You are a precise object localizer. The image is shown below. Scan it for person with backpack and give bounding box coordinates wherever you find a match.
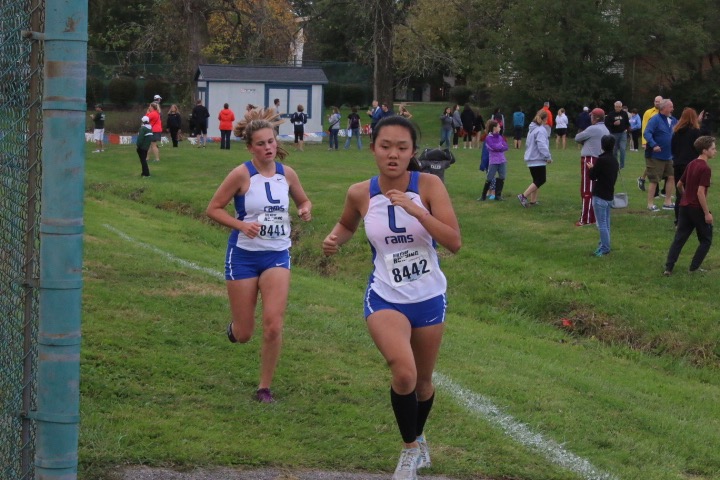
[290,104,308,151]
[344,106,362,150]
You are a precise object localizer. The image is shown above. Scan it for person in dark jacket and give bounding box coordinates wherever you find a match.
[671,107,703,224]
[586,135,619,257]
[191,99,211,147]
[136,116,154,177]
[460,103,476,149]
[166,104,182,147]
[471,111,486,149]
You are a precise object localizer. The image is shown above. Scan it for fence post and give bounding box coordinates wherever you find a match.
[30,0,87,477]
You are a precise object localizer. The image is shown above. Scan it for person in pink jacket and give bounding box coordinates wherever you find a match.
[218,103,236,150]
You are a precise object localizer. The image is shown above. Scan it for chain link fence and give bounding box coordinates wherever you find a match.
[0,0,44,477]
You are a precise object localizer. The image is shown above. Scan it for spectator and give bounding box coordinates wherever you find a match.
[191,99,210,148]
[491,107,505,135]
[344,106,362,150]
[439,106,453,148]
[290,104,308,152]
[637,95,663,191]
[327,106,341,151]
[671,108,703,224]
[471,110,486,149]
[518,110,552,207]
[460,103,476,149]
[604,101,630,169]
[368,100,382,133]
[629,108,642,151]
[513,107,525,149]
[555,108,569,150]
[218,103,236,150]
[451,104,462,149]
[644,99,678,211]
[136,115,153,178]
[664,136,715,275]
[542,101,554,135]
[481,119,509,201]
[166,104,182,148]
[575,108,610,226]
[586,135,619,257]
[381,102,394,118]
[398,104,413,119]
[90,104,105,153]
[146,102,162,161]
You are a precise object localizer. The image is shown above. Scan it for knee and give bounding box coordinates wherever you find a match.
[262,318,284,343]
[231,324,253,343]
[388,360,417,392]
[415,379,434,399]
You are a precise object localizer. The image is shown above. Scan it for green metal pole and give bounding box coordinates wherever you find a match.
[30,0,87,477]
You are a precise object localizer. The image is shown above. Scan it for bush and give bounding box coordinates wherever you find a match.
[86,77,105,107]
[450,85,473,106]
[107,77,137,108]
[144,79,171,104]
[324,83,372,108]
[324,83,343,107]
[343,85,371,107]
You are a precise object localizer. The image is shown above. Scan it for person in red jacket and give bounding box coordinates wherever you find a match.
[218,103,236,150]
[146,102,163,162]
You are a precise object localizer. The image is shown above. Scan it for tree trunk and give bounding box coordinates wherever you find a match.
[184,0,210,99]
[372,0,394,104]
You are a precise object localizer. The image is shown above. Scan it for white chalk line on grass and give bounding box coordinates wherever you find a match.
[102,224,224,281]
[104,224,616,480]
[433,372,618,480]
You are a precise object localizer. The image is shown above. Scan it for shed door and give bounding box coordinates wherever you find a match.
[268,86,311,135]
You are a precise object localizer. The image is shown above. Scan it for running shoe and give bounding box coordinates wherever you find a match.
[662,203,675,210]
[416,435,431,469]
[663,270,672,276]
[392,447,420,480]
[226,322,238,343]
[517,194,528,208]
[488,194,495,200]
[637,177,645,191]
[647,205,660,212]
[255,388,275,403]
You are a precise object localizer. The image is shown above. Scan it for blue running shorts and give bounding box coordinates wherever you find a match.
[225,246,291,280]
[364,287,446,328]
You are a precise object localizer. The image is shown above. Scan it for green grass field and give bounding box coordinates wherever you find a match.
[80,103,720,480]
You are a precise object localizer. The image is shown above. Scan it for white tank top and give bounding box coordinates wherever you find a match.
[364,172,447,303]
[228,161,291,251]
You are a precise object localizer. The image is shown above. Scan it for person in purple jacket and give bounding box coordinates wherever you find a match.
[480,120,509,201]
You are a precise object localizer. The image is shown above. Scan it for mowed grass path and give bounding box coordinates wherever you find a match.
[80,105,719,480]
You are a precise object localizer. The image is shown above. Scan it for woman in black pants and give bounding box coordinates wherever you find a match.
[166,104,182,147]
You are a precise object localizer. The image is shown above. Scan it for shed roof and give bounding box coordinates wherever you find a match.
[195,64,328,84]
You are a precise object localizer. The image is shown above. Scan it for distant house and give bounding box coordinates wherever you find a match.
[194,64,328,140]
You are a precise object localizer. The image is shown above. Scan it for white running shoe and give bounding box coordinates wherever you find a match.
[416,435,431,469]
[392,447,420,480]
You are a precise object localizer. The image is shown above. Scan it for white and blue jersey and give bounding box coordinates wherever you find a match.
[229,160,291,252]
[363,171,447,304]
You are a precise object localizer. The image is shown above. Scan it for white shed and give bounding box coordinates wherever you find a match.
[194,64,328,142]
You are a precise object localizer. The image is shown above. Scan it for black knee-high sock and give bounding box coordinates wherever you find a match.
[416,392,435,437]
[390,387,418,444]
